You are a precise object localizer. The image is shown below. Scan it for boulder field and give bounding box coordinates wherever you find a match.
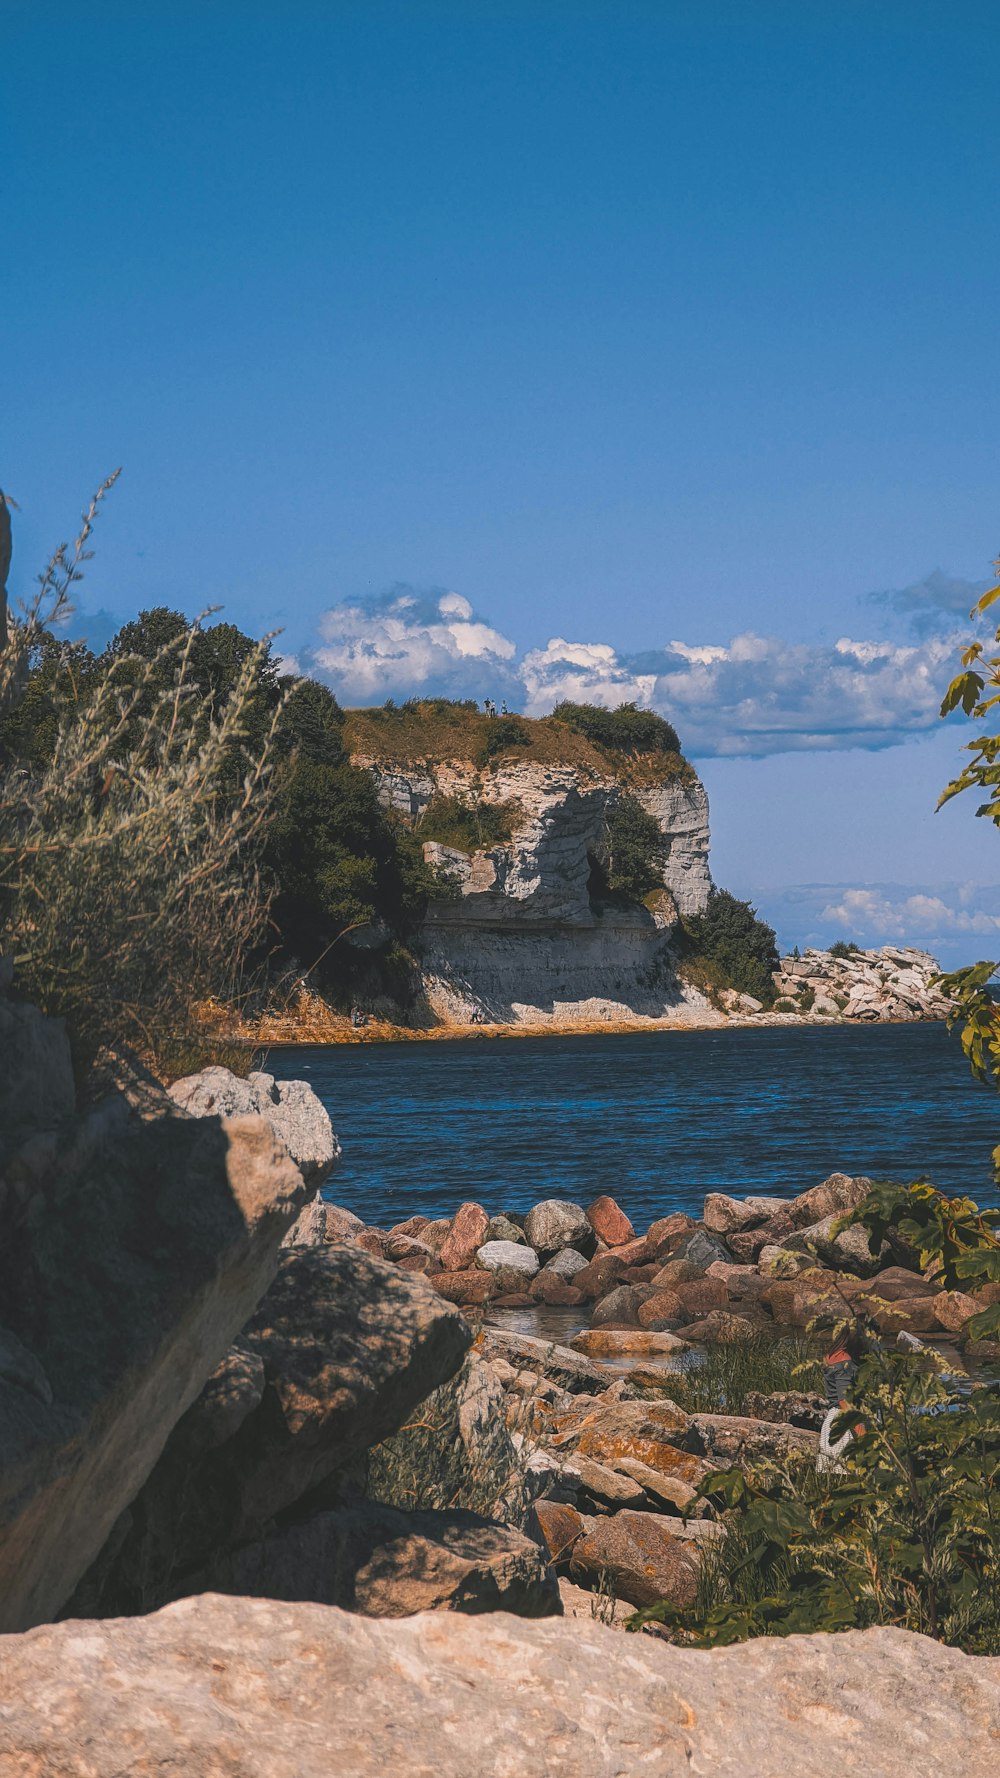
[342,1180,998,1356]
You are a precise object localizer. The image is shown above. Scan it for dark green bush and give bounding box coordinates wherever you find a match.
[476,713,530,765]
[416,793,521,852]
[551,700,680,757]
[592,793,669,901]
[682,889,779,1004]
[829,939,861,959]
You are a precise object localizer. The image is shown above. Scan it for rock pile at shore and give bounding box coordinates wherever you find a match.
[346,1179,998,1356]
[770,944,950,1021]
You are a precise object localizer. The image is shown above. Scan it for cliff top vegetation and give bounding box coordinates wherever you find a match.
[343,697,696,787]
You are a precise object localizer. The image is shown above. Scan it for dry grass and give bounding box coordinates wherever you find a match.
[344,701,694,789]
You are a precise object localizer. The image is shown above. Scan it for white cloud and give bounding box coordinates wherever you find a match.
[821,886,1000,939]
[306,586,517,704]
[521,630,956,757]
[303,590,963,757]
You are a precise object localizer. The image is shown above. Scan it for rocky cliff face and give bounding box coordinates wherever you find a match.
[354,749,713,1026]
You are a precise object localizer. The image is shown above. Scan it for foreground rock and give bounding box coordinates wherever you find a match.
[169,1064,340,1185]
[69,1247,472,1617]
[200,1502,560,1617]
[0,1013,311,1632]
[3,1595,998,1776]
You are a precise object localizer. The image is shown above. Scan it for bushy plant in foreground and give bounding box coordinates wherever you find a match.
[631,1344,1000,1653]
[0,479,277,1063]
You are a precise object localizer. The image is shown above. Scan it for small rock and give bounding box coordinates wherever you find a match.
[671,1226,733,1270]
[562,1456,647,1510]
[570,1329,688,1359]
[529,1273,585,1307]
[611,1457,698,1514]
[546,1247,590,1280]
[931,1290,979,1334]
[569,1508,701,1609]
[323,1204,366,1244]
[533,1499,586,1568]
[476,1241,540,1279]
[585,1196,636,1247]
[636,1289,684,1328]
[486,1215,527,1246]
[591,1284,644,1329]
[649,1258,705,1288]
[431,1271,494,1306]
[681,1310,760,1343]
[439,1203,490,1271]
[572,1253,628,1299]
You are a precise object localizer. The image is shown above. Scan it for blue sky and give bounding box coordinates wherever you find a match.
[4,1,999,962]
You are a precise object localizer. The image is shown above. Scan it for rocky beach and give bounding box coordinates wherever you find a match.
[3,983,998,1771]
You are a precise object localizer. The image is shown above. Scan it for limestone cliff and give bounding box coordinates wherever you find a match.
[345,706,713,1026]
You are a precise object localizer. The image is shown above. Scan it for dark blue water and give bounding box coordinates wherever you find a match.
[268,1025,1000,1228]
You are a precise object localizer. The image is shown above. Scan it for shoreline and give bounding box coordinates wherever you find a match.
[207,1005,949,1050]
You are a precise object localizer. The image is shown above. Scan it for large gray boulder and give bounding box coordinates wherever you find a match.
[169,1065,340,1186]
[198,1502,561,1618]
[2,1596,998,1776]
[523,1198,593,1257]
[0,1011,311,1632]
[67,1245,472,1617]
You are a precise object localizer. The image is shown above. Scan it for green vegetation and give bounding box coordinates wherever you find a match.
[551,699,680,758]
[588,792,669,903]
[345,696,693,786]
[0,489,450,1056]
[476,712,530,766]
[829,939,862,959]
[679,888,779,1005]
[933,559,1000,1168]
[416,792,522,853]
[642,1333,822,1416]
[0,484,279,1063]
[632,1342,1000,1653]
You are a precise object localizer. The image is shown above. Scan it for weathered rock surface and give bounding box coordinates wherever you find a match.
[772,945,951,1022]
[476,1238,540,1279]
[569,1507,702,1607]
[570,1328,687,1358]
[69,1246,471,1617]
[524,1197,593,1257]
[0,1004,311,1632]
[169,1065,339,1185]
[200,1502,560,1618]
[438,1200,489,1270]
[585,1194,636,1246]
[5,1595,997,1776]
[355,737,714,1026]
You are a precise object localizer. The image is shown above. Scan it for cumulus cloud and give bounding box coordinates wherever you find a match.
[521,630,955,757]
[821,886,1000,940]
[865,569,989,638]
[302,588,963,758]
[305,585,517,704]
